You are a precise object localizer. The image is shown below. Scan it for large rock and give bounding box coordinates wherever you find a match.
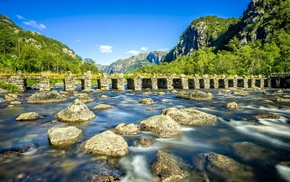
[139,115,181,138]
[56,99,95,123]
[153,151,190,182]
[81,130,128,157]
[48,126,82,146]
[194,152,254,181]
[27,90,67,103]
[75,93,93,103]
[226,102,239,110]
[177,90,212,100]
[16,112,43,121]
[93,104,114,110]
[114,123,141,135]
[162,107,217,126]
[139,98,156,105]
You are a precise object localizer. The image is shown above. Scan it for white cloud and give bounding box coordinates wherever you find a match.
[140,47,148,51]
[99,45,113,53]
[17,14,46,31]
[125,50,139,55]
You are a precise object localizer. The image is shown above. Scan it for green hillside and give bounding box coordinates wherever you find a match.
[0,15,99,74]
[137,0,290,76]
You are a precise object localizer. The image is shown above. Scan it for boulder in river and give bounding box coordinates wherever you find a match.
[93,104,114,110]
[139,98,156,105]
[56,99,95,123]
[139,115,181,138]
[75,93,93,103]
[162,107,217,126]
[27,90,67,103]
[48,126,82,146]
[138,136,155,147]
[81,130,128,157]
[114,123,141,135]
[152,151,190,182]
[226,102,239,110]
[16,112,43,121]
[177,90,212,100]
[193,152,254,181]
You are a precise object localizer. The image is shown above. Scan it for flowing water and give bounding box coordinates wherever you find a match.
[0,89,290,181]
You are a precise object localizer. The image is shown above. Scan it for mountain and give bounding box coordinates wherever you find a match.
[99,51,167,74]
[163,0,290,63]
[137,0,290,76]
[0,14,99,73]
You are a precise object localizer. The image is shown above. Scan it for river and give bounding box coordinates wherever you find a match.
[0,88,290,181]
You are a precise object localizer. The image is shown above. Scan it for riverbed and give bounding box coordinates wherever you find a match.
[0,88,290,181]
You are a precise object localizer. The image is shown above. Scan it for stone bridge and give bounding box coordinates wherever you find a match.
[0,71,289,92]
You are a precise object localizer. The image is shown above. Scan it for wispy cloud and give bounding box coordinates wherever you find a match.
[16,14,46,31]
[125,50,139,55]
[140,47,148,51]
[97,45,113,53]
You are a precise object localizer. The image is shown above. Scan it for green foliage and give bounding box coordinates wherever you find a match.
[26,79,40,87]
[0,81,21,92]
[0,15,100,74]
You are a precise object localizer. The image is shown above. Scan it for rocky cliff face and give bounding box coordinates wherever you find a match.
[100,51,167,74]
[169,16,239,61]
[165,0,289,63]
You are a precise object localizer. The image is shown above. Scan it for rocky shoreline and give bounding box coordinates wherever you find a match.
[0,88,290,181]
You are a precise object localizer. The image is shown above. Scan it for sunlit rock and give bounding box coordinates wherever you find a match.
[139,98,156,105]
[177,90,212,100]
[153,151,190,182]
[138,136,155,147]
[114,123,141,135]
[193,152,254,181]
[277,97,290,103]
[93,104,114,110]
[226,102,239,110]
[27,90,67,103]
[139,115,181,138]
[75,93,93,103]
[81,130,128,157]
[56,99,95,123]
[16,112,43,121]
[162,107,217,126]
[10,101,21,105]
[48,126,82,146]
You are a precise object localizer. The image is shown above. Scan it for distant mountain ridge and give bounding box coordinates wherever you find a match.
[98,51,167,74]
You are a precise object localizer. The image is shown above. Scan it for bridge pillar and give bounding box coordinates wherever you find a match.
[243,76,248,89]
[194,74,200,89]
[250,75,256,88]
[259,75,264,88]
[213,75,219,89]
[134,77,142,91]
[38,72,50,91]
[152,76,158,90]
[233,75,238,88]
[181,74,188,89]
[117,73,126,91]
[100,73,110,91]
[203,75,210,89]
[166,74,173,90]
[223,75,229,89]
[267,78,271,88]
[83,71,93,91]
[64,71,76,91]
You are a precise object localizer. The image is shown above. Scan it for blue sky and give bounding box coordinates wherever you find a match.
[0,0,250,65]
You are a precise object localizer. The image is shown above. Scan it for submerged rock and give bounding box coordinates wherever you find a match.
[162,107,217,126]
[138,136,155,147]
[254,113,281,119]
[226,102,239,110]
[0,143,37,161]
[233,90,249,96]
[56,99,95,123]
[139,98,156,105]
[93,104,114,110]
[177,90,212,100]
[139,115,181,138]
[194,152,254,181]
[16,112,43,121]
[81,130,128,157]
[48,126,82,146]
[152,151,190,182]
[231,142,276,162]
[67,159,125,182]
[27,90,67,103]
[114,123,141,135]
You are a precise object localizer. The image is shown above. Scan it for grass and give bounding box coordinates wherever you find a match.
[0,81,21,92]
